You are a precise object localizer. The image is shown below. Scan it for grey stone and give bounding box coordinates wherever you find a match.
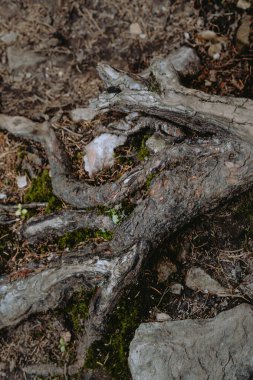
[169,47,200,77]
[145,134,168,154]
[236,15,251,50]
[185,266,231,296]
[129,304,253,380]
[239,272,253,299]
[7,46,46,71]
[169,282,183,295]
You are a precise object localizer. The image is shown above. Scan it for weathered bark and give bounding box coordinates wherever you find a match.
[0,54,253,376]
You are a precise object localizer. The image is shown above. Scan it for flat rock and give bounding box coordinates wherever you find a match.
[129,304,253,380]
[169,46,200,77]
[236,15,251,50]
[7,46,46,71]
[185,266,231,296]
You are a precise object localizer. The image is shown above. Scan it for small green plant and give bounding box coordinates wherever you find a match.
[59,337,68,353]
[15,203,28,219]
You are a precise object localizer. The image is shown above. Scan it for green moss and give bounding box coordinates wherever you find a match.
[85,298,139,379]
[136,135,150,161]
[24,170,62,214]
[58,228,113,249]
[147,72,162,95]
[62,289,96,334]
[145,173,156,189]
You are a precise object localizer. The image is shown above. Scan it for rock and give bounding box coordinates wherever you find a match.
[69,107,99,122]
[236,15,251,50]
[130,23,142,35]
[239,272,253,299]
[197,30,218,42]
[7,46,46,71]
[83,133,127,177]
[169,47,200,76]
[145,134,167,154]
[156,257,177,283]
[129,304,253,380]
[0,194,7,200]
[156,312,171,322]
[169,283,183,295]
[185,266,231,296]
[208,43,222,59]
[16,175,27,189]
[237,0,251,10]
[0,32,17,44]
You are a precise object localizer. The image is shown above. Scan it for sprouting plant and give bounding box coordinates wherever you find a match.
[59,337,67,353]
[15,204,28,219]
[106,204,126,225]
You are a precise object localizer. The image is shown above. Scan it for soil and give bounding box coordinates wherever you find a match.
[0,1,253,379]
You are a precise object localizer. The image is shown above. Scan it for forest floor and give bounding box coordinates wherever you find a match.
[0,0,253,379]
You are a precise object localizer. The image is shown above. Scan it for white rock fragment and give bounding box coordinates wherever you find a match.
[197,30,217,41]
[185,266,231,296]
[69,107,98,122]
[130,22,142,35]
[84,133,127,177]
[237,0,251,10]
[16,175,27,189]
[0,31,17,44]
[7,47,46,71]
[169,47,200,76]
[169,283,183,295]
[0,193,7,200]
[156,312,172,322]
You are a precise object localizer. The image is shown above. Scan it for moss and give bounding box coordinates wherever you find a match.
[58,228,113,249]
[85,297,140,379]
[63,289,96,334]
[145,173,156,189]
[24,169,62,214]
[136,135,150,161]
[147,72,162,95]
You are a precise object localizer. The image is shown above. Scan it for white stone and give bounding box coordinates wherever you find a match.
[237,0,251,9]
[16,175,27,189]
[156,312,171,322]
[130,23,142,35]
[83,133,127,176]
[0,31,17,44]
[69,107,98,122]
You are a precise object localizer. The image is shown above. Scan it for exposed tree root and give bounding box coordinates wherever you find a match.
[1,54,253,376]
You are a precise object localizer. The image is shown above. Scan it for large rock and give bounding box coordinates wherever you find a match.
[128,304,253,380]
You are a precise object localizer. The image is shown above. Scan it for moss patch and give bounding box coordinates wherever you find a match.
[24,169,62,214]
[63,289,95,334]
[57,228,113,249]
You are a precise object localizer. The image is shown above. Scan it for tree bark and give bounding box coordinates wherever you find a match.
[0,54,253,376]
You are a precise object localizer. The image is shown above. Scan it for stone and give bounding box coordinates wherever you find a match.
[169,47,200,77]
[236,15,251,50]
[130,23,142,35]
[69,107,98,122]
[7,46,46,71]
[156,312,171,322]
[129,304,253,380]
[185,266,231,296]
[145,134,167,154]
[16,175,27,189]
[169,282,183,295]
[237,0,251,10]
[0,32,17,44]
[156,257,177,283]
[83,133,127,177]
[197,30,217,41]
[239,272,253,299]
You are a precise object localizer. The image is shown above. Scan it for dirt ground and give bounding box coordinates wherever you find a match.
[0,0,253,379]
